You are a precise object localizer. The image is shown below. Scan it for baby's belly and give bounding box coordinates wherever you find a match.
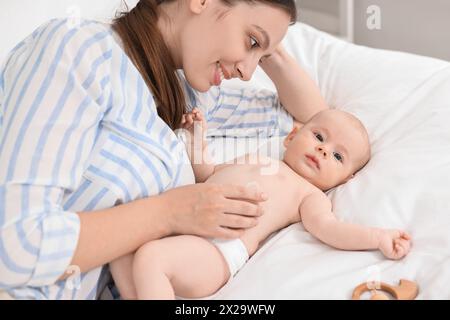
[206,163,302,255]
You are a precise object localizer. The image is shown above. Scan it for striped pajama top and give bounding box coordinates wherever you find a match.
[0,18,293,299]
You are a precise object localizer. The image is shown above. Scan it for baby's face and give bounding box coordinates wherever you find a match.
[283,110,370,191]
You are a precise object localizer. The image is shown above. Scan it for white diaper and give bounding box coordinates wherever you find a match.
[175,238,249,300]
[210,238,249,278]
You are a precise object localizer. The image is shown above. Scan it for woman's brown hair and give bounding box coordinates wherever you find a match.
[112,0,297,130]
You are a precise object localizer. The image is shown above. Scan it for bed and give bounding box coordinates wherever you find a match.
[1,1,449,300]
[207,22,450,300]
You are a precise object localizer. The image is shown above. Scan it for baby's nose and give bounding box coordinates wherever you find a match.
[316,146,328,158]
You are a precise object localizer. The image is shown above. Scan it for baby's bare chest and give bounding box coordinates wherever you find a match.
[206,159,313,226]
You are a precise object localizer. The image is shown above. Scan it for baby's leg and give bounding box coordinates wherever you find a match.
[133,235,230,299]
[109,253,138,299]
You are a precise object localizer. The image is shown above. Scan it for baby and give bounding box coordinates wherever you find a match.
[110,108,411,299]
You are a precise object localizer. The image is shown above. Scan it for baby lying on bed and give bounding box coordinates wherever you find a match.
[111,107,411,299]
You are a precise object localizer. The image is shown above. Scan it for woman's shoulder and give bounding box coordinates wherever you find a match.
[31,18,115,51]
[1,17,122,79]
[0,18,121,100]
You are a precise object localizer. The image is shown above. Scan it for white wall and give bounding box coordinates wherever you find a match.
[354,0,450,61]
[2,0,449,63]
[297,0,339,16]
[0,0,138,63]
[297,0,450,62]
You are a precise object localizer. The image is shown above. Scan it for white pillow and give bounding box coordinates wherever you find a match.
[216,23,450,299]
[274,24,450,228]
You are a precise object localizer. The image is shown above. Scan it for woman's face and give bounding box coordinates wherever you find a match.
[179,0,291,92]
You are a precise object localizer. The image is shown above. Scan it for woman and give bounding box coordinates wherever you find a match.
[0,0,324,299]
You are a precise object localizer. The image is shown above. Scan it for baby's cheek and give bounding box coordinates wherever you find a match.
[316,167,336,187]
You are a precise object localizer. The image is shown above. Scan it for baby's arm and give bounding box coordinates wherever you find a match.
[180,108,216,182]
[259,45,329,124]
[181,110,264,180]
[299,192,411,260]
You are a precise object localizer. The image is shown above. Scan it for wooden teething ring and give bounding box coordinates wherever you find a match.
[352,279,419,300]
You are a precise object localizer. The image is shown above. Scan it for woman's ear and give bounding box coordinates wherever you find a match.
[189,0,210,14]
[283,126,299,148]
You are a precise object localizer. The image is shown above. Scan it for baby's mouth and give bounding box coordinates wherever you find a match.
[305,154,320,170]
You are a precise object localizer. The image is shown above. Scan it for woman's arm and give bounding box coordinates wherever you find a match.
[62,182,268,280]
[62,195,170,280]
[0,21,267,289]
[0,20,117,288]
[191,46,326,139]
[259,45,329,123]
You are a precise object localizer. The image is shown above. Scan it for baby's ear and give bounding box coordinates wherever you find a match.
[283,126,299,147]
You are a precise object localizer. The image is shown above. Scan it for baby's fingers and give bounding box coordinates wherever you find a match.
[194,112,204,122]
[183,114,194,126]
[400,231,411,240]
[392,239,410,259]
[393,243,406,259]
[396,238,411,253]
[192,108,206,123]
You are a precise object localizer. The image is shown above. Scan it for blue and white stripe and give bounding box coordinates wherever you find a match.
[192,84,293,138]
[0,18,292,299]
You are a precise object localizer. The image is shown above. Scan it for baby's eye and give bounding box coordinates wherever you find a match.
[333,152,343,162]
[314,133,324,142]
[250,36,260,49]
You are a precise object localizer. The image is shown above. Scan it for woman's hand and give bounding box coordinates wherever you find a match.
[160,182,268,239]
[258,43,289,69]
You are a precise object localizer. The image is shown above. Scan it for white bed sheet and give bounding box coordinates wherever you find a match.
[207,23,450,299]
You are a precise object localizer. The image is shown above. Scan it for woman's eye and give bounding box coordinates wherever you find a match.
[314,133,324,142]
[333,152,343,162]
[250,37,260,49]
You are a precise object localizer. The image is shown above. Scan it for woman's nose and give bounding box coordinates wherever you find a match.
[236,56,260,81]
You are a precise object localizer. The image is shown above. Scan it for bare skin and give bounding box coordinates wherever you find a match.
[108,1,408,300]
[111,108,412,299]
[58,0,297,281]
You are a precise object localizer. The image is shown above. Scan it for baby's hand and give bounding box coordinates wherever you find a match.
[377,229,411,260]
[180,108,208,156]
[181,108,207,133]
